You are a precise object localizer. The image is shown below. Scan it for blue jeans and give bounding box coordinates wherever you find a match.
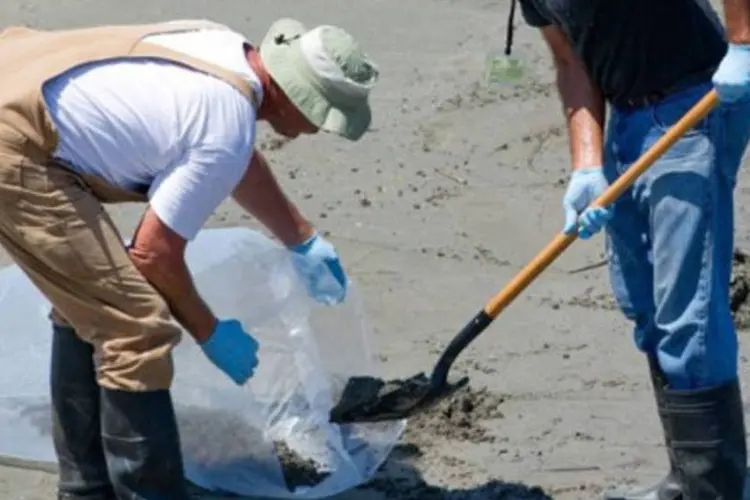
[604,81,750,390]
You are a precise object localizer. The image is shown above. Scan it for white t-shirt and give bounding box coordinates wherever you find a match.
[41,28,262,240]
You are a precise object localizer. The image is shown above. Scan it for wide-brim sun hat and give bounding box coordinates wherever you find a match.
[259,18,380,141]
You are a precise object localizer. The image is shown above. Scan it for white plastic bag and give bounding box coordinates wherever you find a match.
[0,227,405,498]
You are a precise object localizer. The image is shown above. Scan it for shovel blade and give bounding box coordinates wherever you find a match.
[329,372,470,424]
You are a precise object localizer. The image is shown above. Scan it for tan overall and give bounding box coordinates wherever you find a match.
[0,21,259,392]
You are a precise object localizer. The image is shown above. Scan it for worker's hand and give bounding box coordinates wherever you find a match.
[712,43,750,104]
[290,232,348,305]
[562,167,613,239]
[200,319,259,385]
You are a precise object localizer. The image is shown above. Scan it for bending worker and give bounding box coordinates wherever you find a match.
[517,0,750,498]
[0,18,379,499]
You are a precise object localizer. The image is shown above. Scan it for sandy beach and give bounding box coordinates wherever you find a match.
[2,0,750,499]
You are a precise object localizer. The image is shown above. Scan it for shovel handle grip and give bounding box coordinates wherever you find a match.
[483,89,720,319]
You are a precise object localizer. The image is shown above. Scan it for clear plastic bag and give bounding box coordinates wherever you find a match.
[0,226,405,498]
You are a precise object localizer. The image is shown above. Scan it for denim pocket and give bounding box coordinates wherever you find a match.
[650,88,712,138]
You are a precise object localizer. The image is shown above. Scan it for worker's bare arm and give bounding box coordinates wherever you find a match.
[539,25,606,171]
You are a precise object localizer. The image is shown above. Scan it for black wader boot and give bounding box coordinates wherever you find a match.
[606,356,748,500]
[100,386,190,499]
[665,377,747,499]
[604,356,681,500]
[50,324,114,500]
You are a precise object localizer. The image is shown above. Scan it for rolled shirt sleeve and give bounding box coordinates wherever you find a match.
[148,84,256,241]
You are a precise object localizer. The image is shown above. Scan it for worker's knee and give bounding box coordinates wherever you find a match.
[79,296,182,392]
[93,328,181,392]
[95,339,178,392]
[656,331,738,390]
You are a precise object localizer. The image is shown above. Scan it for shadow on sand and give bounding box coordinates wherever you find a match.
[347,442,555,500]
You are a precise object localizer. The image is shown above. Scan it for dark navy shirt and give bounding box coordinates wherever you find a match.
[518,0,728,105]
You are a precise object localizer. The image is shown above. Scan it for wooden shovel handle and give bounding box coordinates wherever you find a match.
[484,89,720,319]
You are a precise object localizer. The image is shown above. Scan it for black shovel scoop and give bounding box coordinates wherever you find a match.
[329,90,719,425]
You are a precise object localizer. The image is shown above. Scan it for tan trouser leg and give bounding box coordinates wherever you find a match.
[0,150,182,391]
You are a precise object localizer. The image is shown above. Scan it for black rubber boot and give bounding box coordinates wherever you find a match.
[50,324,115,500]
[100,387,190,499]
[665,377,747,500]
[604,356,681,500]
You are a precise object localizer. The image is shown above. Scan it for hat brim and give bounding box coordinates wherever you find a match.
[259,18,372,141]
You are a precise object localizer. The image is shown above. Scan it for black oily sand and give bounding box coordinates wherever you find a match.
[329,373,442,423]
[403,385,505,445]
[272,440,331,490]
[731,249,750,330]
[360,476,553,500]
[174,405,330,493]
[331,376,505,444]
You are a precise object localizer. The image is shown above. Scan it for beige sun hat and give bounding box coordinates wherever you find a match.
[259,18,380,141]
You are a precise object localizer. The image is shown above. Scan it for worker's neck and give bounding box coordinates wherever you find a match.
[245,44,276,120]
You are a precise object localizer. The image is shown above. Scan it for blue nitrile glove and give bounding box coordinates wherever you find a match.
[200,319,259,385]
[562,167,613,239]
[712,43,750,103]
[291,232,348,305]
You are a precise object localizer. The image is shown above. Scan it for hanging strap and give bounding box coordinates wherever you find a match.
[505,0,517,56]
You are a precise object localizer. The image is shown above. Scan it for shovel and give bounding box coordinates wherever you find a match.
[329,89,720,425]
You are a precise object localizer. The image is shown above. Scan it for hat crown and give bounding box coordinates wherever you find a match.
[318,26,379,88]
[259,18,377,140]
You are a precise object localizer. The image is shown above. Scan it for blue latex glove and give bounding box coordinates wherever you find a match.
[712,43,750,103]
[200,319,259,385]
[562,167,613,239]
[291,233,348,305]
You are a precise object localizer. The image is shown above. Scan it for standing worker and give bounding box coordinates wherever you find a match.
[517,0,750,498]
[0,18,379,499]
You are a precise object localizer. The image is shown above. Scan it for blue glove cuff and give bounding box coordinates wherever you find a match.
[200,319,259,386]
[291,233,318,254]
[728,43,750,54]
[201,319,235,349]
[571,166,603,176]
